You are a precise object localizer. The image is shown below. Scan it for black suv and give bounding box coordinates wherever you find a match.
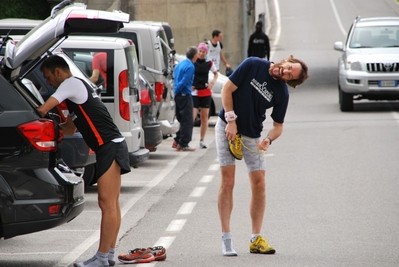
[0,0,129,239]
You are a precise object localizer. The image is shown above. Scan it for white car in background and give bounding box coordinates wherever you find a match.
[174,53,228,125]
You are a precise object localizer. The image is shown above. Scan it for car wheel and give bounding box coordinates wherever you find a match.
[339,86,354,111]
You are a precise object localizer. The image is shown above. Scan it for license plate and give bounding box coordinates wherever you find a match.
[378,80,397,87]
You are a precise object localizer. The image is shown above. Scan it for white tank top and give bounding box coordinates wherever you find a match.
[207,40,221,71]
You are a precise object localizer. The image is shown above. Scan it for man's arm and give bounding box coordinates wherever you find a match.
[175,66,194,94]
[247,35,254,57]
[220,50,231,69]
[90,69,100,84]
[60,115,77,136]
[209,71,218,89]
[221,79,238,140]
[265,35,271,60]
[257,121,283,151]
[37,96,60,117]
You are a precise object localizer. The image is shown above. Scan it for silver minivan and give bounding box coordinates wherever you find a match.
[83,22,179,139]
[59,36,150,168]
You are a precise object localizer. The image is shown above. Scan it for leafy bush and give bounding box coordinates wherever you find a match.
[0,0,51,20]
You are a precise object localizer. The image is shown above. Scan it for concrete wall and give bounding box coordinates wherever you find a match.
[75,0,254,74]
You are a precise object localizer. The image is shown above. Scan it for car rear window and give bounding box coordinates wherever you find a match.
[62,48,115,97]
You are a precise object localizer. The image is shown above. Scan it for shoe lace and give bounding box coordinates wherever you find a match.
[254,236,269,248]
[235,135,242,152]
[128,248,146,254]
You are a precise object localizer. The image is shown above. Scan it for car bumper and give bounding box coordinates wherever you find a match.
[143,123,163,151]
[1,170,85,239]
[129,148,150,167]
[339,70,399,95]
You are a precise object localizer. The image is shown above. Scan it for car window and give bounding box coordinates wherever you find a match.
[157,29,169,68]
[125,45,140,98]
[62,48,115,96]
[350,25,399,48]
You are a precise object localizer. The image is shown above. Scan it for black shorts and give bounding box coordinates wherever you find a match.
[95,140,131,178]
[193,95,212,108]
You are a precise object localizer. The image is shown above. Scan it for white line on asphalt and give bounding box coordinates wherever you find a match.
[200,174,214,183]
[154,236,175,249]
[166,219,187,232]
[189,186,207,197]
[329,0,347,36]
[269,0,281,60]
[177,202,197,215]
[208,164,219,171]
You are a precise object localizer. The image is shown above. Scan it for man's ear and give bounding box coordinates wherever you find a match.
[53,67,61,77]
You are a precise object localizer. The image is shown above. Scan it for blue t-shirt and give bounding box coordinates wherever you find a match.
[218,57,289,138]
[174,58,195,95]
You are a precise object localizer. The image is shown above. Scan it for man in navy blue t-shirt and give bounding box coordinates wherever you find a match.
[216,56,309,256]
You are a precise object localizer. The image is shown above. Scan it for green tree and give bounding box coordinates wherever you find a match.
[0,0,51,20]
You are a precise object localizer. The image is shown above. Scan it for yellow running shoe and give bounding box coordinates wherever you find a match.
[228,134,242,160]
[249,236,276,254]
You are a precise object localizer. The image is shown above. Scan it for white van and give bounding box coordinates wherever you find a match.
[84,22,179,139]
[59,36,149,167]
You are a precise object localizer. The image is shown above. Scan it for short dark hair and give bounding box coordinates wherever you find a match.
[212,30,221,38]
[186,46,198,59]
[40,55,70,73]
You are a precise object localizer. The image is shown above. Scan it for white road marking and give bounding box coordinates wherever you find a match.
[177,202,197,215]
[189,186,207,197]
[166,219,187,232]
[200,174,214,183]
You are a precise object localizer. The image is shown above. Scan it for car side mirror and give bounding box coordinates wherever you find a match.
[334,41,344,51]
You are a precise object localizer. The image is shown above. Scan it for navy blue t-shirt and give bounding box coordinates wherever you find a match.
[218,57,289,138]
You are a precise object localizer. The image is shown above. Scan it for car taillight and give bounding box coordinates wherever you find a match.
[154,82,165,102]
[119,69,131,121]
[140,90,151,105]
[48,205,61,215]
[18,119,57,152]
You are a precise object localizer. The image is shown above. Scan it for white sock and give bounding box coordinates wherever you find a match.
[251,234,260,243]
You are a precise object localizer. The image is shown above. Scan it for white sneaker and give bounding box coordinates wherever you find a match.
[222,238,237,256]
[199,140,207,149]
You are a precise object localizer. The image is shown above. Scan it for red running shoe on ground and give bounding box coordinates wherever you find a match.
[172,140,177,149]
[149,246,167,261]
[118,248,155,264]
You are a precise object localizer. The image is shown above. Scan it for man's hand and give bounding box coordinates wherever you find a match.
[225,121,237,141]
[257,138,270,151]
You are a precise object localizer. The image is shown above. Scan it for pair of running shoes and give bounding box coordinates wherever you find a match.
[118,246,166,264]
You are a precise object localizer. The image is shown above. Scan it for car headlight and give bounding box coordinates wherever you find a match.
[347,61,362,71]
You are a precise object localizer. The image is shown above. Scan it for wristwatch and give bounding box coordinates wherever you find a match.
[267,137,272,145]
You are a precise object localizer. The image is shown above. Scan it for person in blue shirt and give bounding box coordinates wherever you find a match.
[172,46,198,151]
[216,55,309,256]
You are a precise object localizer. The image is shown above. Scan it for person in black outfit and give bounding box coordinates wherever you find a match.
[38,55,131,267]
[247,21,271,60]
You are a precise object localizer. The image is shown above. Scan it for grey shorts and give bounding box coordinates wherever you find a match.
[215,117,266,172]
